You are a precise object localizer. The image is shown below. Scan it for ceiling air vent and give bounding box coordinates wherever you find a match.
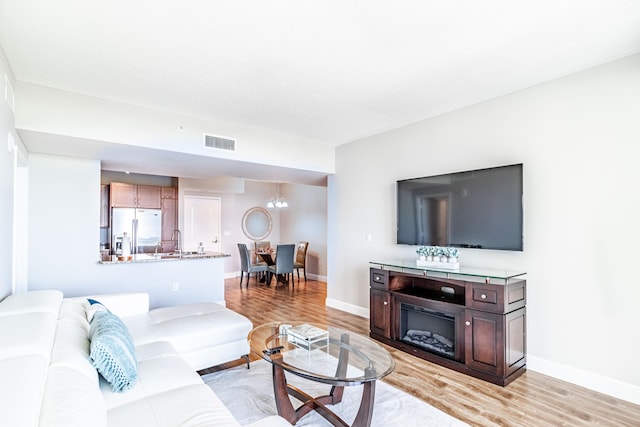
[204,134,236,151]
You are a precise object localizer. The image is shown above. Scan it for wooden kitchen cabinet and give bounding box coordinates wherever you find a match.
[110,182,136,207]
[110,182,161,208]
[161,186,178,252]
[161,186,177,199]
[136,185,161,208]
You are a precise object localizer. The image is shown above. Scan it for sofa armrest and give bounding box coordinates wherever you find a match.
[71,293,150,318]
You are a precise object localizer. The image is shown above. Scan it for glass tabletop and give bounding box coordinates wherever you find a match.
[248,321,395,386]
[370,260,526,282]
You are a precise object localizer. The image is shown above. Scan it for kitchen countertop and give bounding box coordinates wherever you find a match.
[99,251,230,264]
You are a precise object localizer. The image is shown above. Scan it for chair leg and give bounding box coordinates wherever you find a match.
[304,268,307,282]
[239,271,244,287]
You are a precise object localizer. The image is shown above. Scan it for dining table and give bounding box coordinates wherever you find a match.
[257,250,288,285]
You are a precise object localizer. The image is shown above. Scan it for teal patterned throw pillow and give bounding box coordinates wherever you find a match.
[89,310,138,392]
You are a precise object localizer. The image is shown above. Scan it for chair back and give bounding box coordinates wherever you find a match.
[295,242,309,265]
[254,241,270,252]
[237,243,250,271]
[254,241,271,263]
[274,244,295,273]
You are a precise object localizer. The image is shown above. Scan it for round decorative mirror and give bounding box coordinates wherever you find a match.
[241,207,273,241]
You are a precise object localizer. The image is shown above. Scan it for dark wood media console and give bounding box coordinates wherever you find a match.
[369,262,526,386]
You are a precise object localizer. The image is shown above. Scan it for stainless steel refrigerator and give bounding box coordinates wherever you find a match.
[111,208,162,255]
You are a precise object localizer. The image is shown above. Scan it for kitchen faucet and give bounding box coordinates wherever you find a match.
[171,229,182,254]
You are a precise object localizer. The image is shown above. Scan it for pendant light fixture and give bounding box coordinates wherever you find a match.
[267,183,288,208]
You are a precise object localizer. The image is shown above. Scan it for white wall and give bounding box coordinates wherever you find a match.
[178,180,282,276]
[280,183,327,279]
[27,154,227,308]
[24,152,328,304]
[15,83,334,175]
[328,54,640,403]
[189,179,328,279]
[0,46,18,299]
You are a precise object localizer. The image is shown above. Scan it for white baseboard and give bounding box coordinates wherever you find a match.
[306,273,327,282]
[326,298,369,319]
[527,355,640,405]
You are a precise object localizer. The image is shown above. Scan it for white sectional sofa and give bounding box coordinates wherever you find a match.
[0,290,290,427]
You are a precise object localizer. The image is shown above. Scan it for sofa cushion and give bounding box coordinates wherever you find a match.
[124,302,252,370]
[101,341,203,410]
[51,300,98,384]
[0,290,63,317]
[107,384,241,427]
[76,292,150,318]
[89,311,138,392]
[0,291,61,363]
[40,365,108,427]
[0,355,49,427]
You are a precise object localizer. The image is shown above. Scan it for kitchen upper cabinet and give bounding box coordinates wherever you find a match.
[136,185,161,208]
[110,182,135,207]
[161,186,177,199]
[110,182,161,209]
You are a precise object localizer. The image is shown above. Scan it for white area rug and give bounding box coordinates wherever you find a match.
[202,359,469,426]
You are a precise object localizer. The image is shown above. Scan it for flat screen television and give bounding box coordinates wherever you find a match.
[397,163,523,251]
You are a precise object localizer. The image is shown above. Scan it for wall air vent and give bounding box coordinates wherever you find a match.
[204,134,236,151]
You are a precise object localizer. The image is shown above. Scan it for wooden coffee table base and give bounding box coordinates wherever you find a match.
[271,362,376,427]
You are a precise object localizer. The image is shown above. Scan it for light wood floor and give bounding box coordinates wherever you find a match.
[200,277,640,426]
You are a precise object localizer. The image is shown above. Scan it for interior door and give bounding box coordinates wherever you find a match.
[183,196,221,253]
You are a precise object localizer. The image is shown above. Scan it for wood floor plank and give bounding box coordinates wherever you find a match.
[199,277,640,427]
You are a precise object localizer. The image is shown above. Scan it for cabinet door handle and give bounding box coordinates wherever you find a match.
[383,301,388,305]
[481,294,487,299]
[465,321,471,326]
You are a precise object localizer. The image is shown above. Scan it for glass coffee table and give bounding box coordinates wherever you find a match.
[248,321,395,427]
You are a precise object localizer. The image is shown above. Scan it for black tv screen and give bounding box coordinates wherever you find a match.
[397,163,523,251]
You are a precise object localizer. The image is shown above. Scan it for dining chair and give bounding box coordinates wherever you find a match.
[267,244,295,287]
[293,241,309,283]
[237,243,268,288]
[254,241,271,263]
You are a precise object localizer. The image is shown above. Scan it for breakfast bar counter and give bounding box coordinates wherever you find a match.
[99,251,229,264]
[86,252,231,309]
